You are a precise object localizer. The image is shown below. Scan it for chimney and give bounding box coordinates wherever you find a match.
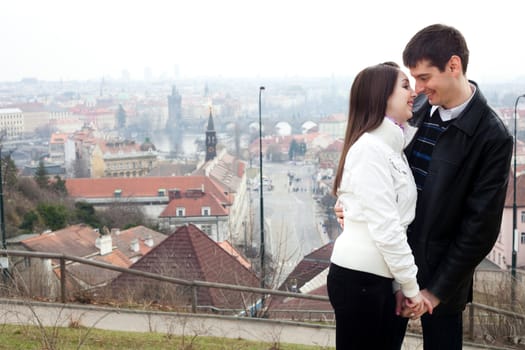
[97,235,112,256]
[130,238,140,252]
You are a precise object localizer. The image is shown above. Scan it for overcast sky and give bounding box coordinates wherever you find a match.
[1,0,524,83]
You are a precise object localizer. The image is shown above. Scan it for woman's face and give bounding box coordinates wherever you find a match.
[386,71,417,124]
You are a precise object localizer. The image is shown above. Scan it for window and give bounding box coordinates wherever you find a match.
[158,189,166,197]
[176,207,185,217]
[201,207,211,216]
[521,211,525,223]
[201,224,212,236]
[114,189,122,198]
[521,232,525,244]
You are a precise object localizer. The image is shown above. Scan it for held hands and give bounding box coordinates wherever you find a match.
[395,289,437,319]
[405,293,432,319]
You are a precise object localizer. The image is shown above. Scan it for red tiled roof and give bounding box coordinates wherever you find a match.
[97,139,142,154]
[109,224,260,310]
[218,241,251,269]
[194,151,245,193]
[24,224,168,290]
[146,161,197,177]
[66,176,229,203]
[267,241,334,321]
[98,248,132,267]
[278,242,333,292]
[111,226,167,260]
[63,250,131,287]
[22,224,99,257]
[72,128,96,143]
[50,133,68,144]
[160,192,228,217]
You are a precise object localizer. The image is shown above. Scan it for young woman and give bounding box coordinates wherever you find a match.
[327,62,432,349]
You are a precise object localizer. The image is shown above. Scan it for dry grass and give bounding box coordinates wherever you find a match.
[0,323,332,350]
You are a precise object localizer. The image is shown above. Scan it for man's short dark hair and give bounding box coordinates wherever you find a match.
[403,24,469,74]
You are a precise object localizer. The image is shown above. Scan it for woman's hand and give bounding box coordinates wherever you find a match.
[403,292,434,319]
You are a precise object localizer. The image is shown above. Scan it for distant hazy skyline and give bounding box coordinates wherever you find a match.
[1,0,524,83]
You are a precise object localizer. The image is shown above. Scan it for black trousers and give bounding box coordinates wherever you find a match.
[327,263,397,349]
[392,309,463,350]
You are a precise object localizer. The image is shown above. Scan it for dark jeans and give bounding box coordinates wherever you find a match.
[392,310,463,350]
[327,263,397,349]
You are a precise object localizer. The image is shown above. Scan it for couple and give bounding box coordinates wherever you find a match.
[327,24,513,349]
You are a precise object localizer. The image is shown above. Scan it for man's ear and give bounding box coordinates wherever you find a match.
[448,55,462,76]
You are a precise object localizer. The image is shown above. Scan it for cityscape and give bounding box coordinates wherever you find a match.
[1,1,525,347]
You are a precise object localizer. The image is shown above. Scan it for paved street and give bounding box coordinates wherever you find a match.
[251,161,329,286]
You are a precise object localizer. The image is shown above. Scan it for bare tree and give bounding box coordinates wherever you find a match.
[98,201,147,230]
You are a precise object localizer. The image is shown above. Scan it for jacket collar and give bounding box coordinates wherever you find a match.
[369,118,406,152]
[450,81,488,136]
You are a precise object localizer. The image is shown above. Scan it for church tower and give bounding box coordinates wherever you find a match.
[167,85,183,154]
[167,85,182,128]
[205,107,217,161]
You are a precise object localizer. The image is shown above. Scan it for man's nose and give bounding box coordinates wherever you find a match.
[415,82,425,95]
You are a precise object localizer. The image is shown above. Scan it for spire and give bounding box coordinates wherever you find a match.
[207,106,215,131]
[205,106,217,161]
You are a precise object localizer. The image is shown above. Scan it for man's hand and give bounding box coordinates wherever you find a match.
[398,289,437,319]
[334,201,344,229]
[420,289,440,309]
[406,293,434,318]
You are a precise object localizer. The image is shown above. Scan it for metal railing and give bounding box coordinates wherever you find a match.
[0,249,328,312]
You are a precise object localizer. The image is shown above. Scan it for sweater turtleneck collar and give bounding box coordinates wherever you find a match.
[368,117,406,152]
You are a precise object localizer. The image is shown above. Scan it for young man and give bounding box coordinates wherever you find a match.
[335,24,513,349]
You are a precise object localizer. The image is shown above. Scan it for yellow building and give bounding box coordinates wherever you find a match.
[90,139,158,178]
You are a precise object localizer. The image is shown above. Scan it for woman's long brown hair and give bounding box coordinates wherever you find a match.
[332,62,400,195]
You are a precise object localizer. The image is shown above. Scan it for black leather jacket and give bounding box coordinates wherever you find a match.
[405,82,513,314]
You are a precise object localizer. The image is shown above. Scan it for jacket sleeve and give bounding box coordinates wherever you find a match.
[346,142,419,297]
[427,132,513,303]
